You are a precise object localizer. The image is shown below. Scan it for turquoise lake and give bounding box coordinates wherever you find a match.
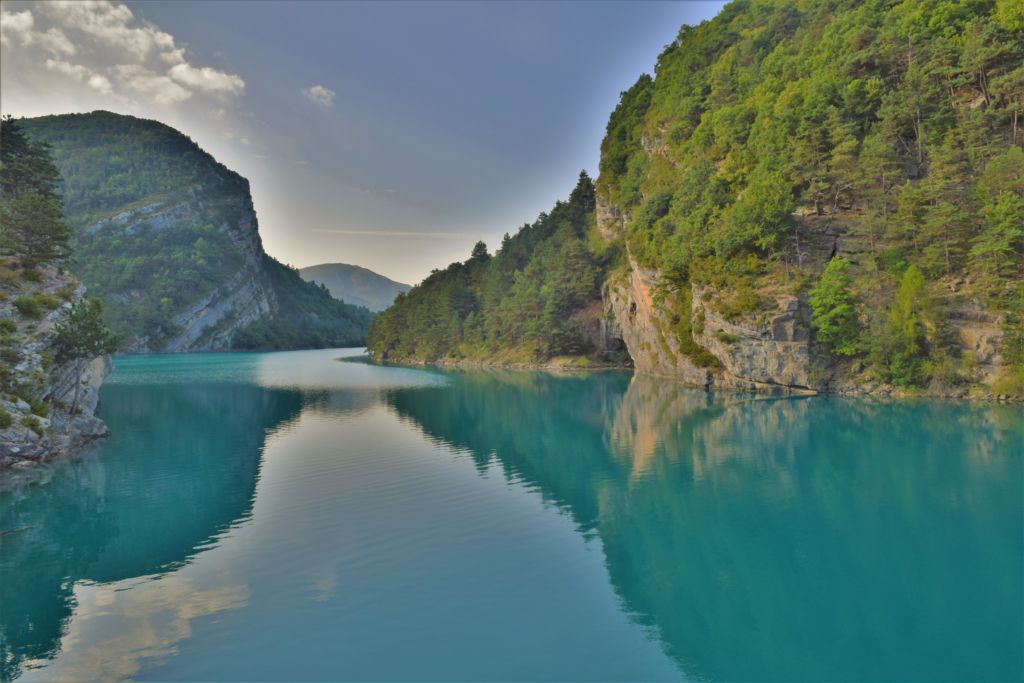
[1,348,1021,681]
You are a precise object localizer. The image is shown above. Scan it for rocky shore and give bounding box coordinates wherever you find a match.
[0,264,112,470]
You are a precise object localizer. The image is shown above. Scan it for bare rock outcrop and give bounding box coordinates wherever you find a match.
[0,265,112,469]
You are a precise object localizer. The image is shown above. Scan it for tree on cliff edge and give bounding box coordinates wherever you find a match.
[0,116,72,267]
[50,298,117,416]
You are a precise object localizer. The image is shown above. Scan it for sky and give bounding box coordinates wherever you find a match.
[0,0,726,285]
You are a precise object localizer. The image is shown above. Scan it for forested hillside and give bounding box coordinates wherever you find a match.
[372,0,1023,397]
[20,112,371,352]
[367,173,625,363]
[598,0,1023,393]
[300,263,410,312]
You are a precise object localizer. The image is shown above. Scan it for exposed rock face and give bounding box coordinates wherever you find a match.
[598,201,1016,397]
[947,303,1005,386]
[20,112,369,354]
[692,285,813,390]
[604,258,713,388]
[100,193,277,354]
[603,257,814,393]
[0,265,112,469]
[572,299,628,360]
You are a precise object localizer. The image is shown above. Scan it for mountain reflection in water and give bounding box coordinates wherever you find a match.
[1,351,1020,682]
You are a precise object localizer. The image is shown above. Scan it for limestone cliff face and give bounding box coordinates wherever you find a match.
[604,256,713,387]
[0,266,112,469]
[599,195,815,393]
[21,112,369,354]
[99,191,276,353]
[603,257,813,393]
[598,197,1013,397]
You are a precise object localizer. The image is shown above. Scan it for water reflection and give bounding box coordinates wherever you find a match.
[386,372,1024,681]
[0,349,439,680]
[0,381,303,679]
[1,355,1020,682]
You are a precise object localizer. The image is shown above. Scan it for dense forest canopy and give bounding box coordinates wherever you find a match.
[600,0,1022,276]
[597,0,1023,387]
[19,111,246,224]
[373,0,1022,393]
[368,172,618,362]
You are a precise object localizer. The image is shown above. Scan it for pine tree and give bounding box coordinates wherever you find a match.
[0,117,72,266]
[810,258,860,356]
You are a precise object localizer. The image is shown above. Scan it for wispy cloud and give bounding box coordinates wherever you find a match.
[312,229,466,239]
[301,84,335,107]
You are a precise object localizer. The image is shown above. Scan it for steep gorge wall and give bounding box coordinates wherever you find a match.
[101,191,277,353]
[21,112,369,354]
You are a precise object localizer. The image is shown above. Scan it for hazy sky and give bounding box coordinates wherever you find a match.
[1,0,725,284]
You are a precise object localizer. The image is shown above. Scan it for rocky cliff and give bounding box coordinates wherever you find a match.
[598,201,1014,398]
[0,264,111,469]
[590,0,1022,399]
[20,112,370,353]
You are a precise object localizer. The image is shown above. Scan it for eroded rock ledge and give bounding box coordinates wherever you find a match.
[0,265,112,470]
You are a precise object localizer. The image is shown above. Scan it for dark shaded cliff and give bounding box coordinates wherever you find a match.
[20,112,371,352]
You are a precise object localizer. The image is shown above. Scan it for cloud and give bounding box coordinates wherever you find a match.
[39,0,174,59]
[302,84,336,107]
[160,46,186,65]
[168,62,244,95]
[2,11,74,56]
[1,9,35,47]
[113,64,191,104]
[3,1,245,107]
[37,27,76,55]
[45,58,112,94]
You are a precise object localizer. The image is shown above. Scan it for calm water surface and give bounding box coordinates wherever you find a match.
[1,349,1021,681]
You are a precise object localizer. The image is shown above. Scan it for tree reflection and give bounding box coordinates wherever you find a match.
[386,372,1024,681]
[0,382,303,679]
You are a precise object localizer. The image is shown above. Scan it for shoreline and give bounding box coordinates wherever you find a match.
[371,354,1024,404]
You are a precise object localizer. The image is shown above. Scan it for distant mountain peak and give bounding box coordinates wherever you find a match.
[300,263,410,312]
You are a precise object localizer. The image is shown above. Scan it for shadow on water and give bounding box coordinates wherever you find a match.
[0,380,304,679]
[385,372,1024,682]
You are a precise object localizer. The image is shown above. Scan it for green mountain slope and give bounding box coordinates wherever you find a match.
[19,112,371,352]
[299,263,410,312]
[367,172,627,364]
[369,0,1023,397]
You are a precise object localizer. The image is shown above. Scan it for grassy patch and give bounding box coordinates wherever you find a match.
[990,366,1024,397]
[667,284,720,368]
[21,414,44,436]
[714,329,741,344]
[13,296,43,320]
